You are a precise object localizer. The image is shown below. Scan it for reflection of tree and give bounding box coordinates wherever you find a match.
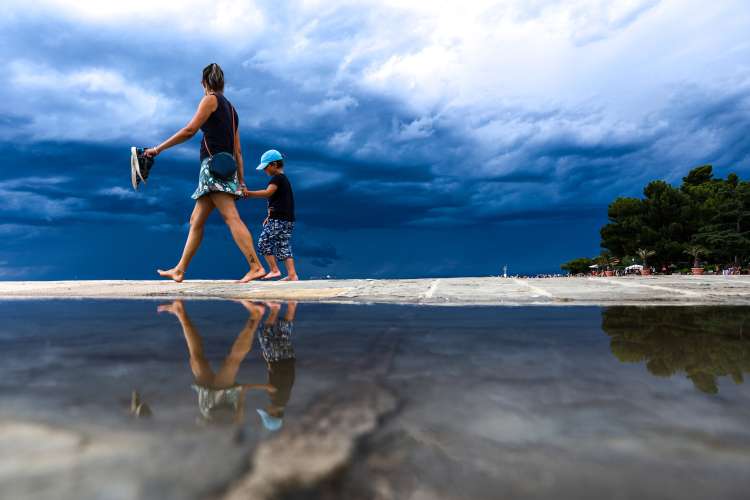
[601,307,750,394]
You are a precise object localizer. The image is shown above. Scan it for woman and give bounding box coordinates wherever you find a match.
[145,63,266,283]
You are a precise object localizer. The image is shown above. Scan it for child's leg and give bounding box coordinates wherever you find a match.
[281,258,298,281]
[277,222,298,281]
[258,221,282,279]
[284,301,298,321]
[262,255,281,279]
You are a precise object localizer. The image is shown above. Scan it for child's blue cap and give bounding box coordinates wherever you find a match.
[256,408,283,431]
[257,149,283,170]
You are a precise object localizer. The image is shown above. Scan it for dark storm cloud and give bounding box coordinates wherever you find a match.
[1,1,749,279]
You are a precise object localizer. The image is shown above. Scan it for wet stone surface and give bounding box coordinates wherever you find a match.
[1,301,750,499]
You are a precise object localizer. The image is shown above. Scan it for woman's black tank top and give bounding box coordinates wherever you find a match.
[199,93,239,161]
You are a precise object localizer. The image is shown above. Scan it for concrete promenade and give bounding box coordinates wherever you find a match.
[1,275,749,305]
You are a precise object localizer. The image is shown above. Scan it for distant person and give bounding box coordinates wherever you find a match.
[140,63,266,283]
[255,301,297,431]
[242,150,298,281]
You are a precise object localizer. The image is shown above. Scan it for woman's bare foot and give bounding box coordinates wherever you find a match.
[237,267,267,283]
[280,274,299,281]
[157,300,185,316]
[261,270,282,280]
[157,267,184,283]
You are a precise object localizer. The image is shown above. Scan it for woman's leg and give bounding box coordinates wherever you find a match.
[210,193,266,282]
[158,197,214,282]
[214,301,265,388]
[157,300,213,385]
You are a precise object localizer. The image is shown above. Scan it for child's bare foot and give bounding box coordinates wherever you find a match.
[266,301,281,312]
[281,274,299,281]
[157,268,184,283]
[157,300,185,315]
[261,270,282,280]
[237,268,267,283]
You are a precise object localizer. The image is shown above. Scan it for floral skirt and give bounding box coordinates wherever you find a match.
[191,157,241,200]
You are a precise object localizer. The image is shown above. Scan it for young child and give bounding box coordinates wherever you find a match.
[242,150,298,281]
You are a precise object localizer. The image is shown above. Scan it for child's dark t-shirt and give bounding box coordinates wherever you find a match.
[268,173,295,221]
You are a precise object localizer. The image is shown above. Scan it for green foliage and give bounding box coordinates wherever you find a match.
[561,257,595,275]
[682,164,713,186]
[636,248,655,266]
[599,165,750,268]
[602,307,750,394]
[684,245,709,267]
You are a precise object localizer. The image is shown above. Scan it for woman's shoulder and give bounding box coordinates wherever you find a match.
[201,93,220,111]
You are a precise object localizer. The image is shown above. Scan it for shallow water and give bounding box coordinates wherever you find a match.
[1,301,749,499]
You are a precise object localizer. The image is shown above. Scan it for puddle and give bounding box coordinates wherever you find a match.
[1,301,749,499]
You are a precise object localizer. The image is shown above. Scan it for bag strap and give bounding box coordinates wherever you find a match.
[202,94,236,159]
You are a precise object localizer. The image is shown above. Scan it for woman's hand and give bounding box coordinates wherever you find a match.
[144,147,160,158]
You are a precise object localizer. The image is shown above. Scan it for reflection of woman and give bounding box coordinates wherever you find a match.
[158,300,274,424]
[145,63,266,283]
[256,302,297,431]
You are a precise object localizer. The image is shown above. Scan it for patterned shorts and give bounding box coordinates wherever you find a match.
[258,219,294,260]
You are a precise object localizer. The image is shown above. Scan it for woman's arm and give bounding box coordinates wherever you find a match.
[145,95,217,157]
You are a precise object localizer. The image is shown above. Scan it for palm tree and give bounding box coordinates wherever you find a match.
[596,254,620,273]
[636,248,656,267]
[684,245,709,268]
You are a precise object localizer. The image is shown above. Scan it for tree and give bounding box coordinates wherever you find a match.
[561,257,595,275]
[597,165,750,269]
[684,245,709,268]
[600,197,644,258]
[639,180,693,265]
[682,164,714,187]
[691,178,750,265]
[636,248,655,267]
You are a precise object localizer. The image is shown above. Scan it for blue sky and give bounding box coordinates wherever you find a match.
[1,0,749,279]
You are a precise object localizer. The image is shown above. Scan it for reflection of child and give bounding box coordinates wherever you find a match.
[158,300,274,425]
[256,302,297,431]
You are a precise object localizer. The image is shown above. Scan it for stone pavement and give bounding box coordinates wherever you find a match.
[1,275,749,305]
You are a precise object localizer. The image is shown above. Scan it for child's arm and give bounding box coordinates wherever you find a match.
[242,184,277,199]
